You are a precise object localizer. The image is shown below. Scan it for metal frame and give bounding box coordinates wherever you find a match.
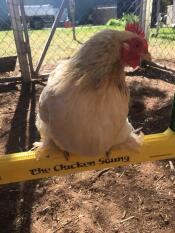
[7,0,155,78]
[69,0,76,41]
[0,74,49,84]
[35,0,68,74]
[7,0,68,80]
[19,0,34,78]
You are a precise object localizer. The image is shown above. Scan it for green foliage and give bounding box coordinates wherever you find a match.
[106,13,139,28]
[121,13,139,24]
[106,18,124,27]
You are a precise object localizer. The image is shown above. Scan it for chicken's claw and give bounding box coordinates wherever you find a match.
[63,151,70,160]
[105,151,111,159]
[32,141,71,161]
[32,141,63,160]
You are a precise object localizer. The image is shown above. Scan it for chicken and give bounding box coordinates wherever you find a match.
[34,23,148,159]
[141,51,152,62]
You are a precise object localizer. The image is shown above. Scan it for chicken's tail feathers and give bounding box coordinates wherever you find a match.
[29,141,43,152]
[111,116,144,152]
[112,131,144,151]
[123,131,144,151]
[32,114,53,152]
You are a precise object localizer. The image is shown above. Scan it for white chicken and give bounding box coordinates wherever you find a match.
[35,23,148,159]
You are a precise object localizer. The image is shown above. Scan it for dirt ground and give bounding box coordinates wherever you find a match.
[0,61,175,233]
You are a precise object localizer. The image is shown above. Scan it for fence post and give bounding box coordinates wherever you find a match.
[69,0,76,40]
[7,0,31,82]
[173,0,175,25]
[155,0,161,37]
[140,0,153,39]
[19,0,34,78]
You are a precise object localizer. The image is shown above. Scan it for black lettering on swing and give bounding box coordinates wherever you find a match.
[28,156,129,175]
[29,168,51,175]
[99,156,129,164]
[54,161,96,171]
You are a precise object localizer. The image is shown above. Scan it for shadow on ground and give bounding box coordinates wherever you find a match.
[0,82,39,233]
[127,66,175,84]
[128,79,173,134]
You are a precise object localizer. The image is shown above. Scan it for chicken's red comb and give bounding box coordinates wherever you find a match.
[125,23,145,38]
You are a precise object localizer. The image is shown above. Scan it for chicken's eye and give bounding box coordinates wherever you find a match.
[135,43,140,48]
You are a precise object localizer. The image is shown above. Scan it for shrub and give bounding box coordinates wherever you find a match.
[106,18,124,27]
[121,13,139,24]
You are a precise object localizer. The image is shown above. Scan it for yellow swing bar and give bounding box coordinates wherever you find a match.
[0,96,174,185]
[0,128,175,185]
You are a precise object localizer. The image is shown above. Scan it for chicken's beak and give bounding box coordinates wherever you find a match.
[140,51,152,68]
[141,51,152,62]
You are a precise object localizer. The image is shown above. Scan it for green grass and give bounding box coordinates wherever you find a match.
[28,25,124,66]
[0,25,123,68]
[150,27,175,38]
[0,30,16,57]
[149,27,175,61]
[0,25,174,70]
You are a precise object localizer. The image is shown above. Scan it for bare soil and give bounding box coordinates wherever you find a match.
[0,62,175,233]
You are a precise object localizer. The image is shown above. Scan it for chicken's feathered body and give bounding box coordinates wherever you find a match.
[36,29,144,158]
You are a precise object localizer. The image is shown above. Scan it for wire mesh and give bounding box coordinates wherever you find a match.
[149,0,175,65]
[22,0,139,72]
[0,0,175,75]
[0,1,16,58]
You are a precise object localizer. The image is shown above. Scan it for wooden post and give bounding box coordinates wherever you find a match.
[7,0,31,82]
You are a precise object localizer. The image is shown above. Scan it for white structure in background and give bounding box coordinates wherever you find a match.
[24,4,58,17]
[22,4,68,29]
[166,1,175,27]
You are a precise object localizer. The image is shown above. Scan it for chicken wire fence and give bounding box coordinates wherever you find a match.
[0,0,175,78]
[0,0,17,75]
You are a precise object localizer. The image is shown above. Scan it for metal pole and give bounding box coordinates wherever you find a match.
[19,0,35,78]
[140,0,153,40]
[7,0,31,82]
[139,0,146,29]
[69,0,76,40]
[173,0,175,25]
[147,0,153,39]
[155,0,161,36]
[35,0,67,74]
[156,0,161,20]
